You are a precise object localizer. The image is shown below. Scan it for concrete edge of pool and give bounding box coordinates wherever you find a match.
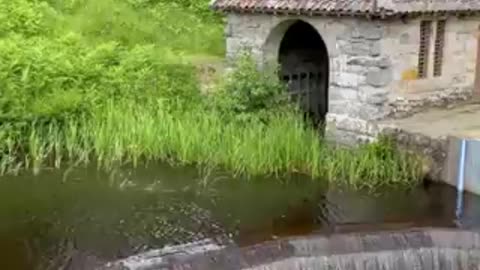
[102,228,480,270]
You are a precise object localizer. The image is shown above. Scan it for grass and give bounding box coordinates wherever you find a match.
[0,100,423,190]
[58,0,225,55]
[0,0,424,190]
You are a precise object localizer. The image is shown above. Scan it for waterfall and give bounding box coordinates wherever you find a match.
[105,229,480,270]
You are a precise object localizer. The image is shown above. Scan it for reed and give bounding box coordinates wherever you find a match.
[0,100,422,190]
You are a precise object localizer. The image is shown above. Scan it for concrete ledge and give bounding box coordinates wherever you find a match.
[325,113,385,145]
[443,136,480,195]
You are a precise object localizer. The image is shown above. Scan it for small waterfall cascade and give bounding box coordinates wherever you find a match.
[105,229,480,270]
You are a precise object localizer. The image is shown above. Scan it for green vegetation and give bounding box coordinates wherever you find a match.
[0,0,423,189]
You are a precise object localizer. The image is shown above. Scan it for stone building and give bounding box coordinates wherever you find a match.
[211,0,480,143]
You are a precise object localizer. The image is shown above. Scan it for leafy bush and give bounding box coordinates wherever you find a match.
[211,55,290,121]
[0,0,56,37]
[0,33,200,122]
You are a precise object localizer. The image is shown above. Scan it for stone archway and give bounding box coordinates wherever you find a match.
[264,20,330,124]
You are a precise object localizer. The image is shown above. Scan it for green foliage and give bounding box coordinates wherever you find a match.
[212,55,291,121]
[47,0,224,54]
[322,137,423,190]
[0,0,224,54]
[0,34,199,122]
[0,0,55,37]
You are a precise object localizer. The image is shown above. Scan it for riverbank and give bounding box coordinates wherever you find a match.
[0,0,422,189]
[0,98,423,189]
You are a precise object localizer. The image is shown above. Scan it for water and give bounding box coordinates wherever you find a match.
[1,164,480,269]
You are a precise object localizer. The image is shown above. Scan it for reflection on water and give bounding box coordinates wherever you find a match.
[0,164,479,269]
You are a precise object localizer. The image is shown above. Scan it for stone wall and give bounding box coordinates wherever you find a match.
[381,127,449,181]
[381,17,479,118]
[225,14,394,143]
[225,13,480,144]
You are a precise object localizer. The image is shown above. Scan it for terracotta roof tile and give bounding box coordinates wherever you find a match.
[211,0,480,17]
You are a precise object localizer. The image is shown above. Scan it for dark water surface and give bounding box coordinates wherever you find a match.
[0,164,479,269]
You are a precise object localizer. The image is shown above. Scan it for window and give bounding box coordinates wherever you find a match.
[433,20,446,77]
[418,20,432,78]
[417,19,447,79]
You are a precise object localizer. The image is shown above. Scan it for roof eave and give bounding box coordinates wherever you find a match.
[210,5,480,20]
[211,6,392,19]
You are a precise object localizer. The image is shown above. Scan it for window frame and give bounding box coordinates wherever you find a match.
[417,20,433,79]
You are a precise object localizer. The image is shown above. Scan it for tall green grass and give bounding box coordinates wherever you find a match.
[0,100,423,190]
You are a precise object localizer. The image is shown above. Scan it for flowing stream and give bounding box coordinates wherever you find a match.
[1,164,480,269]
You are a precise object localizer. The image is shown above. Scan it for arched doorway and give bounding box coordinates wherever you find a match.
[277,21,329,125]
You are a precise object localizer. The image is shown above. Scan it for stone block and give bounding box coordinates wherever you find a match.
[339,40,372,56]
[331,72,364,88]
[328,113,370,134]
[331,55,348,70]
[329,101,355,115]
[246,23,261,29]
[399,33,410,44]
[325,113,382,144]
[330,101,377,120]
[350,22,383,40]
[366,68,393,87]
[329,88,358,101]
[370,42,381,57]
[347,56,391,68]
[359,86,389,105]
[345,65,369,75]
[357,104,387,121]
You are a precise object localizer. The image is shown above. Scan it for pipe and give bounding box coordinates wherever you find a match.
[457,139,467,193]
[455,139,467,221]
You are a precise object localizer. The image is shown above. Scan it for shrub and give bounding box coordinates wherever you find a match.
[0,0,56,37]
[0,34,200,122]
[211,55,291,122]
